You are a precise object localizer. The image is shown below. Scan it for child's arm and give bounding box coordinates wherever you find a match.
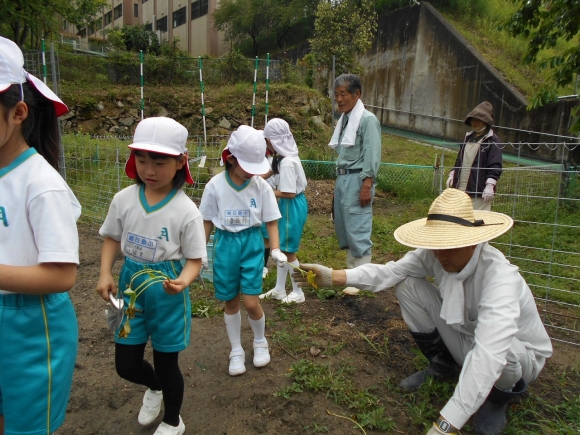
[0,263,77,295]
[203,220,214,244]
[274,190,296,199]
[266,220,288,265]
[96,237,122,302]
[163,258,202,295]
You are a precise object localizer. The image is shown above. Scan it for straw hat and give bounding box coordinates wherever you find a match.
[394,189,513,249]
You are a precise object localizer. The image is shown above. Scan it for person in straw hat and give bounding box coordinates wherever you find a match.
[447,101,503,211]
[293,189,552,435]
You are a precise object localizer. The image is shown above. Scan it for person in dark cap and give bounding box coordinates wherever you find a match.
[447,101,502,210]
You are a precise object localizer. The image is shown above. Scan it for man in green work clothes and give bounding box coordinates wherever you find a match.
[329,74,382,268]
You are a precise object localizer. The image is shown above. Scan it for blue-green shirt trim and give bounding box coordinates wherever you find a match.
[225,169,251,191]
[139,184,179,213]
[0,148,37,179]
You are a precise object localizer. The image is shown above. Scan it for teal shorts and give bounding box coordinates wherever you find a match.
[278,192,308,253]
[0,292,78,435]
[114,257,191,353]
[213,227,263,301]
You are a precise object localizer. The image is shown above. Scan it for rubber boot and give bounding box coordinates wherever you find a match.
[353,254,372,267]
[472,378,527,435]
[399,329,461,391]
[346,249,356,269]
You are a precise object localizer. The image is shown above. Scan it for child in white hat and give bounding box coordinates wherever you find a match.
[97,117,207,435]
[0,36,81,434]
[260,118,308,303]
[199,125,287,376]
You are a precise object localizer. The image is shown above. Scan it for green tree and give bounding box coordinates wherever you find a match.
[309,0,378,76]
[213,0,271,56]
[502,0,580,134]
[0,0,105,48]
[213,0,319,56]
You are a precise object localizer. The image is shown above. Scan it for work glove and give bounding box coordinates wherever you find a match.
[482,178,497,202]
[291,263,334,289]
[446,170,455,188]
[201,257,209,270]
[426,423,458,435]
[270,248,287,267]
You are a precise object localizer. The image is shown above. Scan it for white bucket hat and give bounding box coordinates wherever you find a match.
[394,188,513,249]
[0,36,68,117]
[222,125,269,175]
[125,117,194,184]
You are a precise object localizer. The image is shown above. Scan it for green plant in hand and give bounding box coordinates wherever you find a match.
[119,268,171,338]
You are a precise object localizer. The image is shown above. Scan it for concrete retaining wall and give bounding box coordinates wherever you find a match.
[358,2,579,163]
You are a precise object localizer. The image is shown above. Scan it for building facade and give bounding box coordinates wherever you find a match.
[61,0,227,57]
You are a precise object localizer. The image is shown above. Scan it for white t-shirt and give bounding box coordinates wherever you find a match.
[278,156,307,194]
[0,148,81,295]
[199,171,281,232]
[100,184,206,263]
[345,243,553,428]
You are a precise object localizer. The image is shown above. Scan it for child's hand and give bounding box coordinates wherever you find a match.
[96,274,118,302]
[163,278,187,295]
[270,248,288,267]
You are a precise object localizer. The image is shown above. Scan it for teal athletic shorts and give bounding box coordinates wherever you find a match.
[278,192,308,253]
[0,292,78,435]
[114,257,191,353]
[213,226,263,301]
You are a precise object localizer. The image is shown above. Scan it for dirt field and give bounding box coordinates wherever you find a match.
[58,181,578,435]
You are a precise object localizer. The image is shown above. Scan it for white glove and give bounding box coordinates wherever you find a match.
[426,424,446,435]
[201,257,208,270]
[482,178,497,202]
[270,248,287,267]
[426,423,458,435]
[291,263,334,288]
[446,170,455,188]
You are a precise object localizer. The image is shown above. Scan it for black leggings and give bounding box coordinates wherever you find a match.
[115,343,183,427]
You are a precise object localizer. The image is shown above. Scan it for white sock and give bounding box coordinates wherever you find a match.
[272,263,289,292]
[248,314,266,343]
[289,259,303,296]
[224,311,242,351]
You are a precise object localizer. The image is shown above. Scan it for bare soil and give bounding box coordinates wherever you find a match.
[59,180,578,435]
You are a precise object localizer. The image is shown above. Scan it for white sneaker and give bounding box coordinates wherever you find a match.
[153,416,185,435]
[282,292,305,304]
[253,341,270,367]
[259,288,286,300]
[229,349,246,376]
[138,389,163,425]
[262,267,269,279]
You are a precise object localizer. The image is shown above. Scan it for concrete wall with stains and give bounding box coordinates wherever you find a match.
[357,2,579,163]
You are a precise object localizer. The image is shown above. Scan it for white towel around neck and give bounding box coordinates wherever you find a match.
[328,99,365,149]
[438,244,482,326]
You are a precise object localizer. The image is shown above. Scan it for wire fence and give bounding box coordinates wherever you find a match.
[62,135,580,346]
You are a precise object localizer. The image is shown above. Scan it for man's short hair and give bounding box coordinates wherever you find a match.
[334,74,361,95]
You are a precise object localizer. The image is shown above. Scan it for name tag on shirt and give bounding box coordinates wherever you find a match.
[225,210,251,226]
[125,232,158,262]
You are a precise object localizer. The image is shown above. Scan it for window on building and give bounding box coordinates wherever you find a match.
[88,24,95,36]
[142,0,149,3]
[134,4,138,17]
[62,19,68,30]
[157,16,168,32]
[191,0,208,20]
[96,20,103,31]
[104,11,112,26]
[145,23,153,31]
[173,6,186,28]
[114,4,123,20]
